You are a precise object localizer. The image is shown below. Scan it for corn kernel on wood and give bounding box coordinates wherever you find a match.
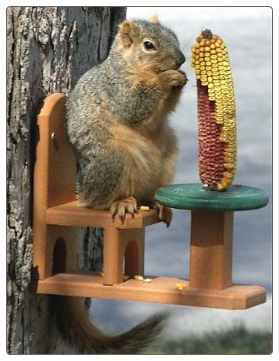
[134,275,143,281]
[139,206,150,211]
[134,275,152,283]
[175,283,187,291]
[191,29,237,191]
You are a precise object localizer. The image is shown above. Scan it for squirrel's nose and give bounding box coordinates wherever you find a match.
[175,51,186,68]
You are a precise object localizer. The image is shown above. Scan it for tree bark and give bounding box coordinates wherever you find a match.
[7,6,126,354]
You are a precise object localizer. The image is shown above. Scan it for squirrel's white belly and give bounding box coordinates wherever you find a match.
[110,124,165,201]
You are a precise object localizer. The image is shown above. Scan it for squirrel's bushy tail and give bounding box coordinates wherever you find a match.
[52,296,166,354]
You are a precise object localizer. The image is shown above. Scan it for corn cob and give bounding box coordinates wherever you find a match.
[191,29,237,191]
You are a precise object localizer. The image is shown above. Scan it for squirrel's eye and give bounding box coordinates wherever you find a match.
[143,41,156,51]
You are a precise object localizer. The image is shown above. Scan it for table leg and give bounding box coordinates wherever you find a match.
[189,210,233,290]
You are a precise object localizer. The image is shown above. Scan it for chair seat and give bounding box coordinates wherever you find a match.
[46,201,160,229]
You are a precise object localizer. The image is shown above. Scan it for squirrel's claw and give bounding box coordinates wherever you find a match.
[153,203,173,227]
[110,197,138,224]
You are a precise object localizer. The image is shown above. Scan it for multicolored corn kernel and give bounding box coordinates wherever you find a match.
[191,29,237,191]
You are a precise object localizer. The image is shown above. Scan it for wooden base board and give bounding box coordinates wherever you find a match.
[30,271,266,310]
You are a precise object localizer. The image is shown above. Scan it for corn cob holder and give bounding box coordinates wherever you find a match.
[155,29,269,309]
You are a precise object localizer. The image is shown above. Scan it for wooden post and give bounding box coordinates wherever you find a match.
[103,228,123,285]
[189,210,233,290]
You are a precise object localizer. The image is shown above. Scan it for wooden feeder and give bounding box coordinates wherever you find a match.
[30,93,269,310]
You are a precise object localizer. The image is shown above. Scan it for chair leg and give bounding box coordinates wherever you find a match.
[103,228,123,285]
[103,228,145,285]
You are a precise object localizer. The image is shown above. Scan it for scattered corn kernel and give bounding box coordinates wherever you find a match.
[175,283,187,291]
[139,206,150,211]
[134,275,152,283]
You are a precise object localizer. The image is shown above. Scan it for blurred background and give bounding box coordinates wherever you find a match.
[90,6,272,353]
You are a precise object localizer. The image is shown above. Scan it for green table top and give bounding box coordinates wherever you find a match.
[155,183,269,211]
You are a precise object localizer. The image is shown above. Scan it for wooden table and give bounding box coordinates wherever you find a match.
[155,183,268,303]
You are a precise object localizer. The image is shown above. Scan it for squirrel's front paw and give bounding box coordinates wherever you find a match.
[110,197,138,224]
[160,70,187,90]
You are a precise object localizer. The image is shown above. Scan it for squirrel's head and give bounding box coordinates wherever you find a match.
[113,16,185,73]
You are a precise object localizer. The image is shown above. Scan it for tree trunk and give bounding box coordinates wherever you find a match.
[7,6,126,354]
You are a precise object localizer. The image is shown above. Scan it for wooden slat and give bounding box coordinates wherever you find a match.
[30,271,267,310]
[46,201,160,229]
[33,94,78,279]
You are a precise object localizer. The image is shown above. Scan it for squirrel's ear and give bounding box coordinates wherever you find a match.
[149,14,160,24]
[119,20,138,48]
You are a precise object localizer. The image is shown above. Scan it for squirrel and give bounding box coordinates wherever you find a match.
[67,14,187,226]
[64,15,187,354]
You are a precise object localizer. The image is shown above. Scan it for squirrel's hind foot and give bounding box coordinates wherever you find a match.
[110,197,138,224]
[154,203,173,228]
